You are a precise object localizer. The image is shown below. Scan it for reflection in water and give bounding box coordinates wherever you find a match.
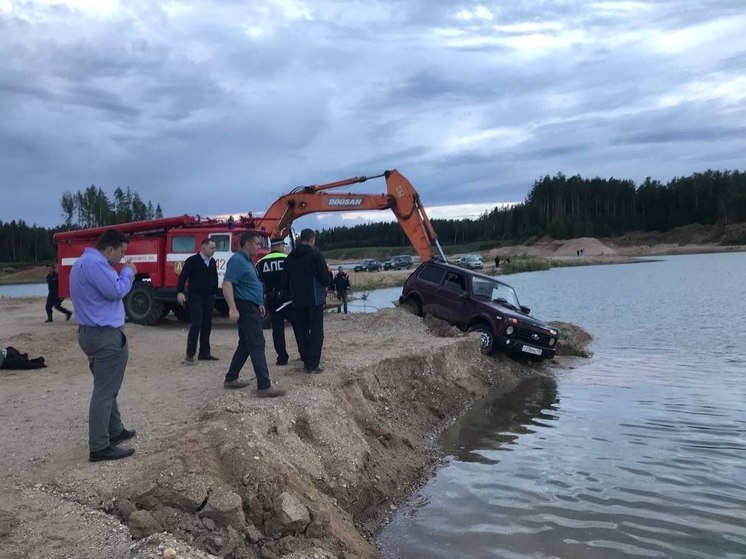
[440,377,559,464]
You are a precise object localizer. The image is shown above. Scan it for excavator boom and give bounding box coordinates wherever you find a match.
[256,170,445,263]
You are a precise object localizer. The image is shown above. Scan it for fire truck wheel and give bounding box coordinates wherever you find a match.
[172,304,190,323]
[124,283,165,325]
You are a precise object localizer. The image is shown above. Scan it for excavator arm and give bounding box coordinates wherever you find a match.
[256,169,446,263]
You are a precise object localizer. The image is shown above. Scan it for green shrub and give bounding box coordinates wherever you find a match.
[499,257,551,275]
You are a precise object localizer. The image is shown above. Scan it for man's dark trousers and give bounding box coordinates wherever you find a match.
[295,305,324,369]
[225,299,271,389]
[336,291,348,313]
[187,293,215,358]
[268,302,304,364]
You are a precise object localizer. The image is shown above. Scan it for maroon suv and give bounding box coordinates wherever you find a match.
[400,261,558,360]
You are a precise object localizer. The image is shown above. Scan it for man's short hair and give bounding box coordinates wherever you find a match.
[299,229,316,243]
[95,229,128,251]
[239,231,260,247]
[201,238,215,246]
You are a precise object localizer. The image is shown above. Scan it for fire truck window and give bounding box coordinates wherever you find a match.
[172,236,196,253]
[210,234,230,252]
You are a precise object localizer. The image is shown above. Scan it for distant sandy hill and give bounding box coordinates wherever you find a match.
[491,236,617,258]
[553,237,617,257]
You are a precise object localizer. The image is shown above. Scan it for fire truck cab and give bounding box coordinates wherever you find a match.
[54,215,269,325]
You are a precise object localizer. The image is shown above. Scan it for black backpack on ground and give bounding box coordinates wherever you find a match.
[0,346,46,369]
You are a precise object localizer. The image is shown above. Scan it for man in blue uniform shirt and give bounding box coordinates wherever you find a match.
[222,231,286,397]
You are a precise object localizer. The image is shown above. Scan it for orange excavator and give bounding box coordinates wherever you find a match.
[255,169,447,263]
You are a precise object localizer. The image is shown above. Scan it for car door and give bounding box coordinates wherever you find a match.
[414,263,446,316]
[437,270,468,325]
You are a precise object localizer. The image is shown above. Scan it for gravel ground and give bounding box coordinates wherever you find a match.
[0,297,589,558]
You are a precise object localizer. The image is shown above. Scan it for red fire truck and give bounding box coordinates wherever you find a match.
[54,214,269,325]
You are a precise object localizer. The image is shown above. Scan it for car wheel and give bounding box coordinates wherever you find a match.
[468,324,496,355]
[402,298,422,317]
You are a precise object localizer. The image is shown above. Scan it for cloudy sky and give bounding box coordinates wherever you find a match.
[1,0,745,231]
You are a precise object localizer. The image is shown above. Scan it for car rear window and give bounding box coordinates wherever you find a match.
[418,264,446,284]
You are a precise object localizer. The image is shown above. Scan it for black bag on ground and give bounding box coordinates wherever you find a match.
[0,346,46,369]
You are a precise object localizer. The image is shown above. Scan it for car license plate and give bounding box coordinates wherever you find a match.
[521,345,542,356]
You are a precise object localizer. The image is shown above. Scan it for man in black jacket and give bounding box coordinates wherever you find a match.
[177,238,219,363]
[331,266,351,314]
[284,229,330,373]
[45,263,72,322]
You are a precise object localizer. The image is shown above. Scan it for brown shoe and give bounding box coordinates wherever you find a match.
[224,379,251,389]
[256,386,286,398]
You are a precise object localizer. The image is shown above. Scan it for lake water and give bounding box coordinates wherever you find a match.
[378,253,746,559]
[0,282,47,298]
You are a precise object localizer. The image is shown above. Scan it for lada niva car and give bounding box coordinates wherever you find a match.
[400,261,558,360]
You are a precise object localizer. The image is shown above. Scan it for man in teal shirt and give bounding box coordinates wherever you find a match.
[222,231,285,397]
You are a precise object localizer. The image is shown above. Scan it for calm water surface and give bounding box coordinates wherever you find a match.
[0,282,46,297]
[378,253,746,559]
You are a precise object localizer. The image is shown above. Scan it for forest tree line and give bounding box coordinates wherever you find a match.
[2,169,745,263]
[0,186,162,263]
[319,169,746,249]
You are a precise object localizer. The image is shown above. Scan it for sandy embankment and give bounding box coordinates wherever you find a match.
[0,297,588,559]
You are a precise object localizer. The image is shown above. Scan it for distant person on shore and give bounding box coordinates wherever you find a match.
[45,263,72,322]
[176,238,219,363]
[256,238,303,366]
[332,266,351,314]
[70,229,137,462]
[222,232,285,396]
[285,229,330,373]
[494,255,500,268]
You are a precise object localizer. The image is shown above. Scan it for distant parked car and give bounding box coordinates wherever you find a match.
[399,261,558,360]
[383,255,414,271]
[354,259,382,272]
[454,254,484,269]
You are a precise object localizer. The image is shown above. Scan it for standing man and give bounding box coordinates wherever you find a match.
[45,263,73,322]
[256,238,303,366]
[285,229,330,373]
[331,266,350,314]
[177,238,219,363]
[70,229,137,462]
[222,232,285,396]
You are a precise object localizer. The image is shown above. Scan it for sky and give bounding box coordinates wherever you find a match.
[1,0,745,231]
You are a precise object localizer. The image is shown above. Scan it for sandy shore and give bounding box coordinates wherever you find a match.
[0,297,587,558]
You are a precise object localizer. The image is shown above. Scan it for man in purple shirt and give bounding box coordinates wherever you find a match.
[70,229,138,462]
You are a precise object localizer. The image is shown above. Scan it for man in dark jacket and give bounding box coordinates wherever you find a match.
[256,238,303,365]
[284,229,330,373]
[177,238,219,363]
[45,263,72,322]
[331,266,351,314]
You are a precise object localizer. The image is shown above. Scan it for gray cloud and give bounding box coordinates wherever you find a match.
[0,0,744,229]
